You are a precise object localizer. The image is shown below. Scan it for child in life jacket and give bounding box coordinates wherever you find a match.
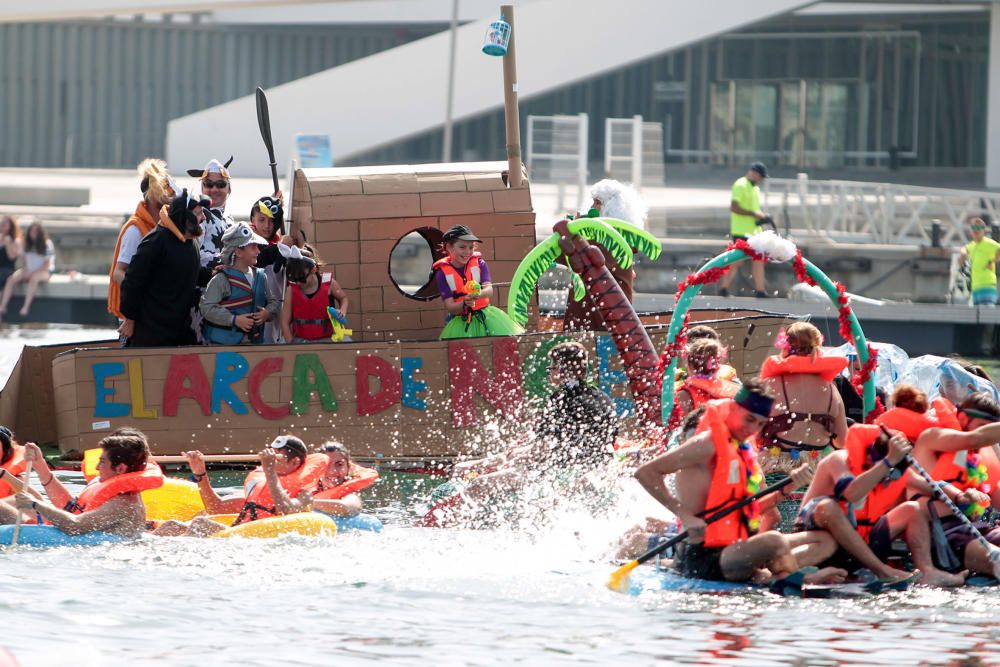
[280,246,351,343]
[200,222,280,345]
[248,195,293,343]
[672,337,740,428]
[434,224,523,340]
[0,428,160,537]
[261,441,378,518]
[0,425,26,498]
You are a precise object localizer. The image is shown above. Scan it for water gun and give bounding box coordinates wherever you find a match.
[326,307,353,342]
[464,279,482,324]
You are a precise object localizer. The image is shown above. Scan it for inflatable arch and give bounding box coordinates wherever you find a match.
[659,233,878,427]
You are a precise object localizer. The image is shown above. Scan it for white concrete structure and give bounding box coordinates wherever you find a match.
[988,1,1000,189]
[165,0,815,176]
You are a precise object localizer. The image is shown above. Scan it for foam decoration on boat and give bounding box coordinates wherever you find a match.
[507,218,635,325]
[660,237,879,428]
[745,230,795,263]
[332,513,383,533]
[142,478,205,522]
[599,218,663,261]
[211,512,337,539]
[0,525,131,548]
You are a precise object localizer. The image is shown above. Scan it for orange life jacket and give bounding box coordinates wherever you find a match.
[696,399,763,548]
[759,354,849,383]
[432,253,489,311]
[236,453,328,524]
[845,424,908,540]
[0,445,26,498]
[875,407,939,442]
[312,463,379,500]
[107,201,158,318]
[678,376,741,408]
[67,463,165,514]
[931,398,962,430]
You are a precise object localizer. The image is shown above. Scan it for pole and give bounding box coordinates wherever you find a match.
[501,4,522,188]
[442,0,459,162]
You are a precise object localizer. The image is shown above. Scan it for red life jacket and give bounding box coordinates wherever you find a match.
[931,398,962,430]
[759,354,849,383]
[236,453,328,524]
[845,425,908,540]
[679,376,741,408]
[67,463,165,514]
[290,273,334,341]
[0,445,26,498]
[312,463,379,500]
[432,253,489,311]
[696,400,763,548]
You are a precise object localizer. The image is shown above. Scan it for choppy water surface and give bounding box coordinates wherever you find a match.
[2,327,1000,666]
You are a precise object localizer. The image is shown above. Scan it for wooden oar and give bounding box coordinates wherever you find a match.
[10,459,31,547]
[153,454,260,464]
[255,86,280,195]
[607,475,791,593]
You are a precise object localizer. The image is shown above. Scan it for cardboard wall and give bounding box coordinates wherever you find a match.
[49,314,795,458]
[292,162,535,344]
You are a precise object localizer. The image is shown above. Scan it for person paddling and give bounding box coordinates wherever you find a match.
[0,429,161,538]
[795,421,964,586]
[912,393,1000,578]
[634,380,845,584]
[154,435,326,537]
[261,441,377,519]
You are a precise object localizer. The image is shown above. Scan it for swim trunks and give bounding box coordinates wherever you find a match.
[940,514,1000,566]
[675,541,727,581]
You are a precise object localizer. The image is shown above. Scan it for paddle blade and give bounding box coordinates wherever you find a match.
[607,559,640,594]
[83,447,102,482]
[255,86,274,154]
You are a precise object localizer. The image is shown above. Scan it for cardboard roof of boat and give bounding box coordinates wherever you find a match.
[289,161,535,342]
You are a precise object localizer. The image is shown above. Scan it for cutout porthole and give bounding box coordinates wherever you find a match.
[388,227,445,300]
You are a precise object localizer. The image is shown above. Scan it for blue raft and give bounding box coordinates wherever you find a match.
[0,525,131,548]
[331,513,383,533]
[625,566,916,598]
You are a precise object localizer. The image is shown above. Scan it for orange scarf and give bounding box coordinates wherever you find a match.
[107,201,158,318]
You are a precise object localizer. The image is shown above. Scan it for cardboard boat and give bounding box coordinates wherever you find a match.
[0,162,795,460]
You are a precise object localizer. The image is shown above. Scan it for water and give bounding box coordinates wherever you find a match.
[3,327,1000,666]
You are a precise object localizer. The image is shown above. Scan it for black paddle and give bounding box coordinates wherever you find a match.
[255,86,280,195]
[608,475,792,592]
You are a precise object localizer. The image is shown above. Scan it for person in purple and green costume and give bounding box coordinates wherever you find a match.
[433,224,523,340]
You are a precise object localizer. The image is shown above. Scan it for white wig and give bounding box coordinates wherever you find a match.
[590,179,648,230]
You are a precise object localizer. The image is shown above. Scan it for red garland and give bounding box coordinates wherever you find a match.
[793,250,881,422]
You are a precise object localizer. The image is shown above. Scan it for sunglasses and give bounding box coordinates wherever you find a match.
[971,226,986,231]
[202,179,229,190]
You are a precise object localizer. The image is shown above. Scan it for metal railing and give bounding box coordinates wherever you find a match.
[763,175,1000,246]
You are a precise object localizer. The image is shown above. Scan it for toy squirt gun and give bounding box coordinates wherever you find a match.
[463,279,482,326]
[326,306,353,342]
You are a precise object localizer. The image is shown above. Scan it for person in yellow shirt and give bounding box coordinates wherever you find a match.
[719,162,770,298]
[960,216,1000,306]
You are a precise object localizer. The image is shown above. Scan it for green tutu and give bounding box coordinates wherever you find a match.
[439,305,525,339]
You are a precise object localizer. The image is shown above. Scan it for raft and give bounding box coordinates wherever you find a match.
[0,525,131,548]
[211,513,338,539]
[331,513,383,533]
[625,566,915,598]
